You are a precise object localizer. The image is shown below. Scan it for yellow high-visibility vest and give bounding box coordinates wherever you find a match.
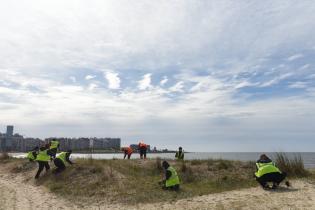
[255,162,281,177]
[166,166,180,187]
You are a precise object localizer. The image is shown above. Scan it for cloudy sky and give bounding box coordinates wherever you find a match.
[0,0,315,151]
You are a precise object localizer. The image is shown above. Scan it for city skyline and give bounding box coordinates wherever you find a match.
[1,1,315,152]
[0,125,121,152]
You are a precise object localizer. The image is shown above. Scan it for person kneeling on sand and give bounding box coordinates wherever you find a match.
[159,161,180,191]
[53,150,73,174]
[35,145,52,179]
[255,154,289,189]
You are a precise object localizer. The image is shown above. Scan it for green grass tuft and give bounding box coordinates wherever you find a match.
[275,152,309,177]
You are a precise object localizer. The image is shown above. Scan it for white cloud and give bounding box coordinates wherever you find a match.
[234,81,259,89]
[289,82,308,89]
[169,81,184,92]
[160,76,168,86]
[85,75,96,80]
[299,64,310,70]
[138,74,152,90]
[105,71,121,89]
[260,73,294,87]
[0,1,315,151]
[287,54,304,61]
[88,83,98,90]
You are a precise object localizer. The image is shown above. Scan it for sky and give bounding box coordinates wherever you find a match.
[0,0,315,152]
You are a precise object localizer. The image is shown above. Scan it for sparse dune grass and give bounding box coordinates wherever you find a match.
[35,158,258,205]
[0,155,311,206]
[0,152,10,161]
[275,153,309,177]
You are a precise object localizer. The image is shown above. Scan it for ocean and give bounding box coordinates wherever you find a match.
[11,152,315,168]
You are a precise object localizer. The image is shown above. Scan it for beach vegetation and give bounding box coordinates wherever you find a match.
[2,157,257,205]
[275,152,309,177]
[1,155,312,205]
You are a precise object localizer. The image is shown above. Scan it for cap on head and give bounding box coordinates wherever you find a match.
[179,147,182,150]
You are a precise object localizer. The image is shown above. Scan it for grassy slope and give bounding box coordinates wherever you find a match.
[1,157,257,205]
[0,153,309,206]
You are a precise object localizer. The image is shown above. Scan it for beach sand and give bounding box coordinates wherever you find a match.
[1,166,315,210]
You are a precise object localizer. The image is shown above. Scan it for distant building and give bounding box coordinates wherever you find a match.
[6,125,13,136]
[11,133,24,151]
[24,138,43,151]
[46,137,121,151]
[130,144,138,151]
[0,125,14,151]
[0,133,6,151]
[0,125,121,152]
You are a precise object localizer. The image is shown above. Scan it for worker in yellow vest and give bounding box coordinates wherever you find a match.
[27,146,39,162]
[35,145,51,179]
[175,147,184,160]
[53,150,73,174]
[49,139,60,159]
[255,154,289,189]
[159,161,180,191]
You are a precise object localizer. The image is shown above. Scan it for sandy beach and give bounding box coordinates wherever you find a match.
[1,166,315,210]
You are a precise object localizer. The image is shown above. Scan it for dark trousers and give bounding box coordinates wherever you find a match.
[50,148,57,159]
[35,161,50,179]
[140,149,147,159]
[256,172,286,187]
[161,180,180,191]
[54,158,66,174]
[124,153,131,159]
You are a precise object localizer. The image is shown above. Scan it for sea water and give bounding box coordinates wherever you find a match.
[11,152,315,168]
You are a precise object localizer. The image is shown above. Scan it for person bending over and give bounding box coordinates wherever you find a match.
[122,146,133,159]
[53,150,73,174]
[27,146,39,162]
[35,145,51,179]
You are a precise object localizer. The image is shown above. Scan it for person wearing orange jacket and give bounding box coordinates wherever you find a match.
[138,141,148,159]
[122,146,133,159]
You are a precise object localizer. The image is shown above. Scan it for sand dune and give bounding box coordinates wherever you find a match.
[0,169,315,210]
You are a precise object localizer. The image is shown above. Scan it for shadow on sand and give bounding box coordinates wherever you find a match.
[268,186,299,193]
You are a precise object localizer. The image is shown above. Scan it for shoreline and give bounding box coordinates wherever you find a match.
[8,152,315,169]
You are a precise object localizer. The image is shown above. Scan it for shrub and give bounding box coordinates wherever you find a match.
[180,162,195,183]
[191,159,203,165]
[217,160,232,170]
[0,152,10,161]
[155,157,163,172]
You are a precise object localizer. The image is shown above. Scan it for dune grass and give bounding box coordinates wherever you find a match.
[32,158,258,205]
[0,153,311,205]
[274,152,309,177]
[0,152,10,160]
